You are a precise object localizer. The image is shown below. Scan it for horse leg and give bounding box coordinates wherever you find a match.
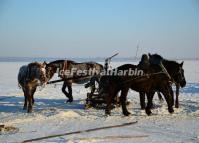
[67,83,73,102]
[157,92,164,101]
[175,84,180,108]
[120,88,130,116]
[161,85,174,114]
[31,87,36,105]
[27,88,33,113]
[23,89,27,110]
[139,92,145,110]
[150,91,156,108]
[170,86,174,107]
[105,87,117,115]
[62,81,73,103]
[145,92,153,115]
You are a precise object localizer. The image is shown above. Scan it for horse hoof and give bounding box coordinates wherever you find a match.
[110,105,116,109]
[23,106,27,110]
[105,110,111,116]
[105,114,111,117]
[126,101,131,105]
[169,108,174,113]
[27,109,32,113]
[175,105,179,108]
[123,112,131,116]
[146,110,152,116]
[66,99,73,103]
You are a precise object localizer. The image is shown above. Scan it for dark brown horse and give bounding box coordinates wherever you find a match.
[161,59,186,108]
[46,60,103,102]
[99,64,174,116]
[18,62,47,113]
[139,54,186,109]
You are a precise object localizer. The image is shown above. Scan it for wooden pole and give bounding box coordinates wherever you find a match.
[22,121,137,143]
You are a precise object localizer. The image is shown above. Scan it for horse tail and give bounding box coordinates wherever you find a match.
[26,64,31,81]
[18,65,28,88]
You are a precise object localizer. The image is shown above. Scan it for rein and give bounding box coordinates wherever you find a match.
[46,75,93,85]
[120,71,171,85]
[170,68,185,86]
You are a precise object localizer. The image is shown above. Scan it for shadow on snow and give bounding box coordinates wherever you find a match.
[181,82,199,94]
[0,95,85,114]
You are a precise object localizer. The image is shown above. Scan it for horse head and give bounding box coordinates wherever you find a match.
[27,62,47,86]
[174,61,186,87]
[45,62,58,81]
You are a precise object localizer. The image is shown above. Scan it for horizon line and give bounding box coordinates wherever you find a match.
[0,56,198,63]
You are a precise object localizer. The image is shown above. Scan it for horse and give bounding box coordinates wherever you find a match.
[99,63,174,116]
[18,62,47,113]
[139,54,186,109]
[45,60,103,102]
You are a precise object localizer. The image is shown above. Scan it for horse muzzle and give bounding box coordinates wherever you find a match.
[180,80,186,88]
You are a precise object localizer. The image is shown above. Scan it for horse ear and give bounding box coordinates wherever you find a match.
[42,61,47,68]
[148,53,152,58]
[180,61,184,67]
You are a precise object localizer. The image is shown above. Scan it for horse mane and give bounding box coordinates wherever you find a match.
[117,64,137,70]
[150,53,163,60]
[28,62,42,67]
[49,60,75,65]
[150,54,179,65]
[162,59,180,67]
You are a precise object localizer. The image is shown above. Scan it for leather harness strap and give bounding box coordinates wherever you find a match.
[63,60,68,71]
[59,60,68,78]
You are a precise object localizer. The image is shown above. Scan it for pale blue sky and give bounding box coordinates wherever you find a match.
[0,0,199,59]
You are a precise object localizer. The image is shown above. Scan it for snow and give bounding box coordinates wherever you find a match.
[0,61,199,143]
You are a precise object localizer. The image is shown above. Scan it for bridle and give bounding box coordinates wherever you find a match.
[173,67,185,85]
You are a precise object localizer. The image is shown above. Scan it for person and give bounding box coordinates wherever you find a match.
[138,54,150,70]
[138,53,171,79]
[148,53,171,79]
[85,73,100,94]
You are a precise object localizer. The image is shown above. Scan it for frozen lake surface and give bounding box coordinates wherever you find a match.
[0,60,199,143]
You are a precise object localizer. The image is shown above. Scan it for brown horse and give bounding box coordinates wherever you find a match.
[99,64,174,116]
[18,62,47,113]
[139,54,186,109]
[46,60,103,102]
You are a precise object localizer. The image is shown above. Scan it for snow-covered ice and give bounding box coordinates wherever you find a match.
[0,60,199,143]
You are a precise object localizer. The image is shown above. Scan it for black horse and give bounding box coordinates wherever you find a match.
[99,63,174,116]
[139,54,186,109]
[45,60,103,102]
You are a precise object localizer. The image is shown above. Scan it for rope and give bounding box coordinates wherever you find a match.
[121,71,167,85]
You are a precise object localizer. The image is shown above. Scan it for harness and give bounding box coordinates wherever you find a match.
[119,71,172,86]
[58,60,68,78]
[63,61,68,71]
[171,67,185,85]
